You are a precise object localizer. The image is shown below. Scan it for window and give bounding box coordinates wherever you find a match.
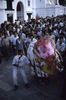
[59,0,66,5]
[6,0,12,10]
[28,0,30,6]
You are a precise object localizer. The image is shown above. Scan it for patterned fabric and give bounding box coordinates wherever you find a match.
[34,37,57,77]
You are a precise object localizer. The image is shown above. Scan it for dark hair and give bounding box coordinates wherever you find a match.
[18,49,23,54]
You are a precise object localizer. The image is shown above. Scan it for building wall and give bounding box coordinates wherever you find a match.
[46,5,55,17]
[12,0,25,22]
[0,10,7,23]
[0,0,7,23]
[12,0,33,22]
[32,0,46,18]
[55,5,66,16]
[0,0,66,24]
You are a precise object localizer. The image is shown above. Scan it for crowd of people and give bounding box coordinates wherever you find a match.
[0,14,66,98]
[0,15,66,59]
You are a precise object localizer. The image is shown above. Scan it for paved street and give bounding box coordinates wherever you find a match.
[0,57,63,100]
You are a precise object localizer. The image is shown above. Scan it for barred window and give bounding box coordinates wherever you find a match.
[28,0,30,6]
[6,0,12,10]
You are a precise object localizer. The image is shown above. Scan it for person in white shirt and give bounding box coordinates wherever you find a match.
[27,34,37,66]
[12,49,30,91]
[56,37,66,57]
[2,33,10,60]
[56,34,66,44]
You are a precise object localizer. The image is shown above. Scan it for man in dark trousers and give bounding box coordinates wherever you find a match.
[12,49,30,91]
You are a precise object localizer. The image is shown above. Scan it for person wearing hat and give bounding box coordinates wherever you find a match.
[12,49,30,91]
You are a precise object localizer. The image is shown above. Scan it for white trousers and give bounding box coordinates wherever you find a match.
[13,66,28,85]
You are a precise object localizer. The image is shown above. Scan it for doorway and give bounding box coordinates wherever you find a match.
[17,2,24,21]
[7,14,13,23]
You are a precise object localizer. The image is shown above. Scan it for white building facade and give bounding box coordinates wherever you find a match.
[0,0,66,24]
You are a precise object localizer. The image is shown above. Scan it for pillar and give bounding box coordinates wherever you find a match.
[51,0,55,5]
[56,0,59,5]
